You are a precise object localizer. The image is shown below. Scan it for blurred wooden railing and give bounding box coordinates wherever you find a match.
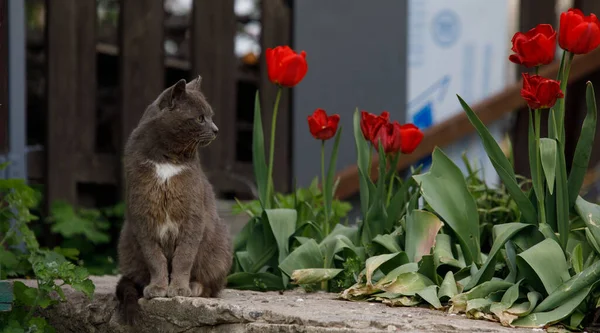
[334,48,600,200]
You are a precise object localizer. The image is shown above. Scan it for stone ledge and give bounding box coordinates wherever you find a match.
[16,276,537,333]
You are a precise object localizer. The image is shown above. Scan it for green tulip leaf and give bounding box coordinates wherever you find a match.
[263,209,297,264]
[416,285,442,309]
[413,148,481,266]
[457,95,537,224]
[353,109,372,216]
[381,272,434,296]
[464,223,535,291]
[290,268,343,285]
[438,271,459,301]
[534,258,600,312]
[252,91,268,208]
[572,243,584,274]
[575,196,600,254]
[433,233,462,269]
[405,210,444,263]
[539,138,557,195]
[246,223,277,273]
[365,253,399,286]
[450,280,513,314]
[372,234,402,253]
[279,239,324,278]
[516,239,570,295]
[512,286,591,328]
[568,82,597,207]
[555,141,570,249]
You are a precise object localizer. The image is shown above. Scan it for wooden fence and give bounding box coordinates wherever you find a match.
[18,0,292,209]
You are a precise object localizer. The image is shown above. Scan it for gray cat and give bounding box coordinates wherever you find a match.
[115,77,233,325]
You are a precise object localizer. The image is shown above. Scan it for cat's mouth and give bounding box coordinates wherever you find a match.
[197,134,217,147]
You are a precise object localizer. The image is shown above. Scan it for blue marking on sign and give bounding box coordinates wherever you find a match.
[412,102,434,169]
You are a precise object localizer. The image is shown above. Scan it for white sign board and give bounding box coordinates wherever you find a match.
[407,0,509,185]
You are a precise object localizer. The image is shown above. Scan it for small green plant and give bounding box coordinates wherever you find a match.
[0,164,95,332]
[47,201,124,275]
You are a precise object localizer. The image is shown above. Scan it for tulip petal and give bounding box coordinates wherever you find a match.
[312,108,328,125]
[327,114,341,130]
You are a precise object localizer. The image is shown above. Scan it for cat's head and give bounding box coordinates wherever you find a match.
[152,76,218,149]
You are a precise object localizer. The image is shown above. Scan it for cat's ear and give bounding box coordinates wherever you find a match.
[170,79,187,103]
[186,75,202,91]
[159,79,187,109]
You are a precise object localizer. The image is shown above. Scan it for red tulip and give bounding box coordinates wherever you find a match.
[559,8,600,54]
[360,111,390,142]
[371,121,402,154]
[398,124,424,154]
[266,46,308,87]
[520,73,564,109]
[509,24,556,67]
[307,108,340,141]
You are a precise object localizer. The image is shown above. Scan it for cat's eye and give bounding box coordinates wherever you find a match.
[198,115,205,123]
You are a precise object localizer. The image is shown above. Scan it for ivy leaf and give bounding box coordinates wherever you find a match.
[51,247,80,261]
[70,279,95,299]
[48,201,110,244]
[12,281,38,307]
[0,248,20,278]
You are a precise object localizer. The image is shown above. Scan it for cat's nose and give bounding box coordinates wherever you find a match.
[211,123,219,134]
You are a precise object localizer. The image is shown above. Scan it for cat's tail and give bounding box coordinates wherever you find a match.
[116,276,142,326]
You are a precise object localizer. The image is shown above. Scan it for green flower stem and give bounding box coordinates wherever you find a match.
[367,148,373,180]
[23,279,42,324]
[265,87,283,205]
[534,108,547,224]
[557,52,574,142]
[321,139,329,236]
[321,140,329,292]
[386,153,400,205]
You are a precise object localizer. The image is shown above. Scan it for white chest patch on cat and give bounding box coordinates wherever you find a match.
[152,162,187,182]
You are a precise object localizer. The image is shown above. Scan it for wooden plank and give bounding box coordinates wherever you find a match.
[0,0,7,156]
[576,0,600,14]
[75,0,97,153]
[120,0,164,155]
[191,0,236,173]
[335,48,600,200]
[261,0,292,193]
[28,151,119,184]
[518,0,557,30]
[46,0,79,205]
[0,281,12,311]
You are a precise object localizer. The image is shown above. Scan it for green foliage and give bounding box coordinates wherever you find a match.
[0,166,95,332]
[48,201,111,244]
[232,43,600,330]
[46,201,123,275]
[340,150,600,329]
[232,177,352,227]
[230,108,424,292]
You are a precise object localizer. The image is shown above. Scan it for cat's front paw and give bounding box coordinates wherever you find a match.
[143,284,168,299]
[167,283,192,297]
